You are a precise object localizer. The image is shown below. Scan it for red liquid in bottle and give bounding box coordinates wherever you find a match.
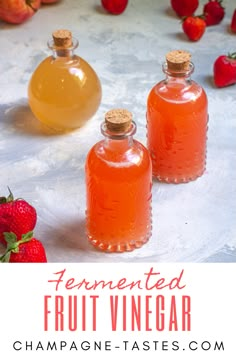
[147,50,208,183]
[85,109,152,252]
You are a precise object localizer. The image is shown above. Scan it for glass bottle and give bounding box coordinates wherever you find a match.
[147,50,208,183]
[28,29,102,132]
[85,109,152,252]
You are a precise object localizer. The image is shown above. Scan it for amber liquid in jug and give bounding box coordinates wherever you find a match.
[85,109,152,252]
[28,29,102,132]
[147,50,208,183]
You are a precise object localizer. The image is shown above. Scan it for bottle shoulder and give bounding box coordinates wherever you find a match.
[148,79,207,104]
[86,139,151,168]
[29,54,101,93]
[31,55,100,80]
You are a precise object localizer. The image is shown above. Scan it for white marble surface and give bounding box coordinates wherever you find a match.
[0,0,236,262]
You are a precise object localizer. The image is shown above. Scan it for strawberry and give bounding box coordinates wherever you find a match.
[171,0,199,17]
[101,0,128,15]
[182,16,206,41]
[213,53,236,88]
[231,9,236,33]
[203,0,225,26]
[0,189,37,244]
[0,231,47,263]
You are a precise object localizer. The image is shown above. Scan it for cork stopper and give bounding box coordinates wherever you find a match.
[52,29,73,48]
[166,50,191,71]
[105,109,132,133]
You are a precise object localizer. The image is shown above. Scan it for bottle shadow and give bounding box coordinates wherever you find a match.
[0,99,68,137]
[45,218,93,253]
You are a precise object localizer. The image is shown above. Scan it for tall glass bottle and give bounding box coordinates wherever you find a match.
[147,50,208,183]
[28,29,102,132]
[85,109,152,252]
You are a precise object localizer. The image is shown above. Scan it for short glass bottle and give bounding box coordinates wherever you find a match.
[28,29,102,132]
[147,50,208,183]
[85,109,152,252]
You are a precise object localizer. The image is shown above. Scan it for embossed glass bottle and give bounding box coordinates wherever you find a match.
[28,29,102,132]
[147,50,208,183]
[85,109,152,252]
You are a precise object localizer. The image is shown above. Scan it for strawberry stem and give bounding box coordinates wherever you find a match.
[0,187,14,204]
[26,0,38,12]
[228,52,236,59]
[7,187,14,202]
[0,250,11,263]
[0,231,34,263]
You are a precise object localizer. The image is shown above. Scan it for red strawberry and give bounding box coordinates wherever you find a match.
[182,16,206,41]
[0,189,37,244]
[101,0,128,15]
[171,0,199,17]
[203,0,225,26]
[213,53,236,88]
[0,231,47,263]
[231,9,236,33]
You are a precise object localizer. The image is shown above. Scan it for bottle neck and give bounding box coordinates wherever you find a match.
[47,38,79,59]
[52,48,75,58]
[101,121,136,152]
[163,62,194,83]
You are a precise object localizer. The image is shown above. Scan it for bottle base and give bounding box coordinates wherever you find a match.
[87,232,152,253]
[35,116,85,134]
[153,168,205,184]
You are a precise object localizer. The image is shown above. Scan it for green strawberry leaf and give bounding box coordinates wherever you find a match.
[0,231,35,263]
[21,231,33,243]
[228,52,236,60]
[3,232,17,244]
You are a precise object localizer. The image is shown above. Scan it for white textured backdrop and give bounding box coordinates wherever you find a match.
[0,0,236,262]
